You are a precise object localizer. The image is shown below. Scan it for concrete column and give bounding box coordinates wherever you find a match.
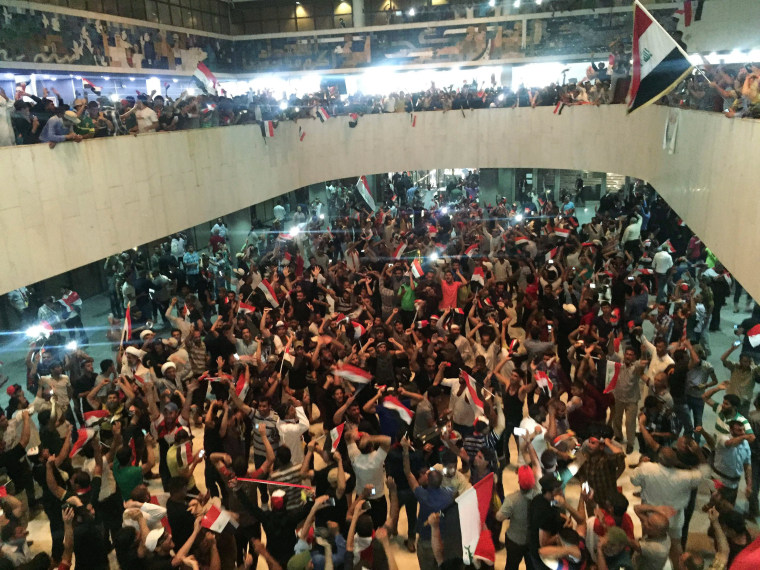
[601,173,607,196]
[353,0,365,28]
[479,168,500,207]
[224,207,253,254]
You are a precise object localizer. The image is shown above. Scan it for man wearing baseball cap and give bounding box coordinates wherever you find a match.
[39,108,83,148]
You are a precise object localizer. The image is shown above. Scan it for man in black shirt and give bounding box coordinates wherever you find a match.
[0,411,32,504]
[165,477,196,552]
[528,475,565,567]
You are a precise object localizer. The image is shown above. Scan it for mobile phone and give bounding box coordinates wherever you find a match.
[589,283,596,289]
[370,486,376,496]
[233,353,240,360]
[141,429,148,436]
[198,450,205,458]
[582,482,590,494]
[548,260,554,264]
[254,423,260,430]
[513,427,527,437]
[326,497,336,507]
[734,340,742,347]
[734,325,739,330]
[548,325,552,330]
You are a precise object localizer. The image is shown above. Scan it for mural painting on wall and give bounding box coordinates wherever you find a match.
[0,3,677,74]
[0,4,235,71]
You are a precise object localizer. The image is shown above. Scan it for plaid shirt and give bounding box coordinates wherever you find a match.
[579,451,626,507]
[644,406,681,446]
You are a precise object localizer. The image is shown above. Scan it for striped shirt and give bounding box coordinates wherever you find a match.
[711,402,753,437]
[249,410,280,457]
[269,464,304,510]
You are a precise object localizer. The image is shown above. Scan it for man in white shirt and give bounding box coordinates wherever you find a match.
[652,246,674,303]
[273,201,286,222]
[641,333,675,379]
[346,429,392,529]
[276,400,310,466]
[127,97,158,134]
[629,447,708,566]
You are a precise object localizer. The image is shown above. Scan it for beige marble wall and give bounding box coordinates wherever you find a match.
[0,106,756,299]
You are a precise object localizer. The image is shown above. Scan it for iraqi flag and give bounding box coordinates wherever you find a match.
[545,247,558,262]
[675,0,692,26]
[334,363,372,385]
[464,244,479,258]
[177,441,194,466]
[748,325,760,348]
[663,239,676,254]
[262,120,275,138]
[535,370,554,393]
[330,423,345,453]
[604,360,622,394]
[553,227,571,239]
[258,279,279,307]
[382,395,414,425]
[317,107,330,122]
[459,370,485,416]
[235,375,250,400]
[70,427,97,458]
[82,78,101,96]
[201,504,239,533]
[627,1,693,113]
[121,303,132,346]
[514,236,529,247]
[356,176,376,212]
[348,113,359,128]
[393,242,407,259]
[443,476,496,566]
[193,62,218,95]
[411,258,424,279]
[238,301,256,314]
[83,409,110,427]
[471,267,485,287]
[350,321,366,339]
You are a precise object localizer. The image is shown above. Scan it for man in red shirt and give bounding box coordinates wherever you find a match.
[209,228,226,253]
[439,269,466,311]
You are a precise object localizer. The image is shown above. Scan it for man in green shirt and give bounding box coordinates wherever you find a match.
[112,423,156,500]
[398,275,417,328]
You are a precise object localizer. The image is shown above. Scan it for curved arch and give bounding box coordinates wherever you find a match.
[0,105,755,297]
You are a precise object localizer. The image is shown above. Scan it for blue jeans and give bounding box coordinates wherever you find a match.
[686,395,705,441]
[656,272,668,303]
[673,397,693,439]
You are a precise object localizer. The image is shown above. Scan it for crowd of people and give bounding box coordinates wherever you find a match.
[2,174,760,570]
[1,58,757,148]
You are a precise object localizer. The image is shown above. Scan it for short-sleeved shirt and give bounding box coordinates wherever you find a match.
[711,403,753,437]
[113,456,144,500]
[528,495,563,555]
[414,486,454,540]
[166,443,196,489]
[347,442,388,496]
[439,280,462,310]
[713,435,751,488]
[500,488,539,545]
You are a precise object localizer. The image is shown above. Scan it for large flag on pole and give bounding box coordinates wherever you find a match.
[356,176,376,212]
[627,0,693,113]
[120,303,131,347]
[193,62,219,95]
[440,476,496,566]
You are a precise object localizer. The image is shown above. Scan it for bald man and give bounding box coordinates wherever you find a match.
[634,504,674,570]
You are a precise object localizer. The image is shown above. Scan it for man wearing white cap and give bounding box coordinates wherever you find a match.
[144,527,175,566]
[39,109,83,148]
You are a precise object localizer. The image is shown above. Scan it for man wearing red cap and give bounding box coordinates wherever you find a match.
[497,464,540,570]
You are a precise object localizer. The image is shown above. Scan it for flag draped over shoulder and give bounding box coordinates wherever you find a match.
[627,0,693,113]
